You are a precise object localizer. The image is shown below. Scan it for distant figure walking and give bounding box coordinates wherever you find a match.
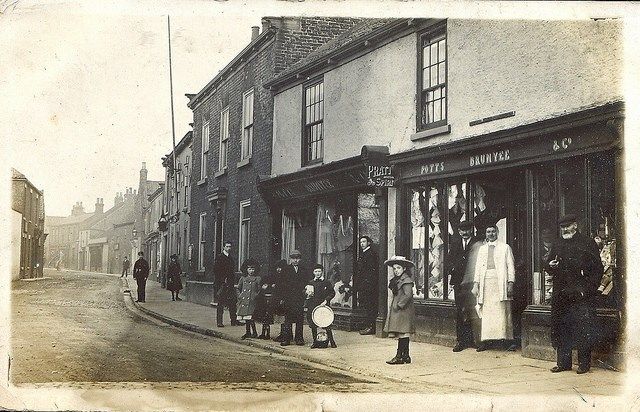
[121,256,130,278]
[133,251,150,303]
[167,254,183,301]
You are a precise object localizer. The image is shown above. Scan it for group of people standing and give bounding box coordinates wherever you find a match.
[448,214,604,374]
[211,242,337,348]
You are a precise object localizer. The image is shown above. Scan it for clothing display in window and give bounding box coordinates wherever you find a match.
[317,204,335,255]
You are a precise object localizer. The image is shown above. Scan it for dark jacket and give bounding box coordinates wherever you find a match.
[278,264,308,316]
[545,231,603,307]
[447,235,483,286]
[133,257,149,279]
[383,272,415,334]
[212,253,235,288]
[355,246,379,294]
[305,277,336,309]
[122,258,130,270]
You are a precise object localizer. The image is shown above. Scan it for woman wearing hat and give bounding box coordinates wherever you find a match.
[383,256,416,364]
[166,254,183,301]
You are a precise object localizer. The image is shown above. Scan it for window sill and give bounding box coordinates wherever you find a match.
[197,178,207,186]
[411,124,451,141]
[237,157,251,169]
[214,168,227,178]
[301,160,323,170]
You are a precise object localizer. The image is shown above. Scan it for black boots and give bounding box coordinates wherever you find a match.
[386,338,410,365]
[259,324,270,339]
[241,321,258,339]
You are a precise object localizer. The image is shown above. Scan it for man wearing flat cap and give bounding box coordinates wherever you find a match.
[448,220,483,352]
[278,250,309,346]
[546,214,603,374]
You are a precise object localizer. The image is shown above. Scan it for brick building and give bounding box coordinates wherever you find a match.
[45,201,97,271]
[261,18,623,365]
[11,169,45,280]
[186,16,363,306]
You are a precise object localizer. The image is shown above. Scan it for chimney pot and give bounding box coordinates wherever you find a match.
[251,26,260,41]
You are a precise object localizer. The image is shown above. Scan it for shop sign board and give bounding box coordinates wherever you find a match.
[402,124,618,180]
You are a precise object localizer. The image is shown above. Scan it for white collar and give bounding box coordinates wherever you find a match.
[223,251,229,256]
[362,246,370,253]
[486,240,498,246]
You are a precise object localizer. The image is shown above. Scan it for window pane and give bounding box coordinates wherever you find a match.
[427,186,445,299]
[439,38,446,62]
[410,188,426,299]
[430,66,437,87]
[422,68,429,89]
[558,161,586,233]
[434,100,441,122]
[430,43,437,67]
[319,82,324,101]
[438,62,446,84]
[533,167,557,305]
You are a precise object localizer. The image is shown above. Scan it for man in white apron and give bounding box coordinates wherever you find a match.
[472,225,515,351]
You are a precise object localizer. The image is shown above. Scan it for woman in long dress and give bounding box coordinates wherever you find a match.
[166,254,183,301]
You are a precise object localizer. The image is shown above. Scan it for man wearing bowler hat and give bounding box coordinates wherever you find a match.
[546,214,603,374]
[278,250,309,346]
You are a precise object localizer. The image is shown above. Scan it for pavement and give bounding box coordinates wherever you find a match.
[125,276,627,397]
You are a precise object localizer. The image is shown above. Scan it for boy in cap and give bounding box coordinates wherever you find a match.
[305,264,337,348]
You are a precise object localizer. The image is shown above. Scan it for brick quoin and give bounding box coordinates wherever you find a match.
[185,17,361,306]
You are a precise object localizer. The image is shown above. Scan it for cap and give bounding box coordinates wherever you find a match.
[313,263,323,270]
[558,214,578,226]
[289,250,302,258]
[458,220,474,231]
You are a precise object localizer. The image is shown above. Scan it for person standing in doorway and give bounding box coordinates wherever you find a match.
[213,241,240,327]
[448,220,482,352]
[383,256,416,365]
[279,250,308,346]
[121,256,130,278]
[166,254,183,301]
[133,251,150,303]
[547,214,603,374]
[356,236,379,335]
[473,224,516,352]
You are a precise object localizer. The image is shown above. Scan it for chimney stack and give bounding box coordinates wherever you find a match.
[261,18,271,33]
[251,26,260,41]
[95,198,104,214]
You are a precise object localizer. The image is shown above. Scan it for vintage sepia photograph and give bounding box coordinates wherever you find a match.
[2,1,639,410]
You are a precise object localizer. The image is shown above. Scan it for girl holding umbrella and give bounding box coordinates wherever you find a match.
[383,256,416,365]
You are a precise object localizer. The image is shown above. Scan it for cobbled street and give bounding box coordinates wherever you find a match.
[10,271,374,391]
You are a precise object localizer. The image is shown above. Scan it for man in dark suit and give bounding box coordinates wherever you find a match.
[356,236,379,335]
[547,214,603,374]
[278,250,308,346]
[133,251,150,303]
[213,241,239,327]
[448,220,482,352]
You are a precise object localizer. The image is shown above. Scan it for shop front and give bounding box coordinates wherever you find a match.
[259,147,392,331]
[390,103,624,365]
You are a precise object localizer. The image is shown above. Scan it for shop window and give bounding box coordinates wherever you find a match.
[418,25,447,130]
[532,167,557,305]
[410,187,427,299]
[316,197,355,308]
[558,162,587,234]
[281,210,297,260]
[302,79,324,166]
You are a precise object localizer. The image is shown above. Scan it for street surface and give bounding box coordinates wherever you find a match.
[10,271,370,390]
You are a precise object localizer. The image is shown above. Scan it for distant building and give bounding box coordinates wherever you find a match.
[11,169,45,279]
[45,201,96,271]
[143,181,165,283]
[160,130,192,286]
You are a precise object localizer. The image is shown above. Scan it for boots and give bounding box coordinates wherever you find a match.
[386,340,405,365]
[280,323,293,346]
[263,325,270,340]
[273,324,284,342]
[401,337,411,363]
[259,324,267,339]
[327,328,337,348]
[250,321,258,338]
[241,323,252,339]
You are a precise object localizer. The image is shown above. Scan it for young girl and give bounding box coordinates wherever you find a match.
[305,264,337,348]
[383,256,416,364]
[237,259,262,339]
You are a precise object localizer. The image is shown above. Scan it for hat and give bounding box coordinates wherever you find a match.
[384,255,415,268]
[170,254,177,259]
[138,251,144,256]
[289,250,302,258]
[313,263,323,271]
[458,220,474,231]
[558,214,578,226]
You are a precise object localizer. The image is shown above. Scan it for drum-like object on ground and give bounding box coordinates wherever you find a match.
[311,305,334,328]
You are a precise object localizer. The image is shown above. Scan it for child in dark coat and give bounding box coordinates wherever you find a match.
[305,264,337,349]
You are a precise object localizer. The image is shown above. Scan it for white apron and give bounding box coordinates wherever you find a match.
[480,269,513,341]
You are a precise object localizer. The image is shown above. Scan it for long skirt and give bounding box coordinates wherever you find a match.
[480,270,513,341]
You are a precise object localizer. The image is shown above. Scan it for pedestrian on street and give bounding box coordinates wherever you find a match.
[278,250,308,346]
[133,251,150,303]
[237,259,262,339]
[448,220,483,352]
[305,264,337,349]
[546,214,604,374]
[472,224,516,352]
[167,254,183,301]
[212,241,240,327]
[121,256,130,278]
[383,256,416,365]
[356,236,379,335]
[255,259,283,340]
